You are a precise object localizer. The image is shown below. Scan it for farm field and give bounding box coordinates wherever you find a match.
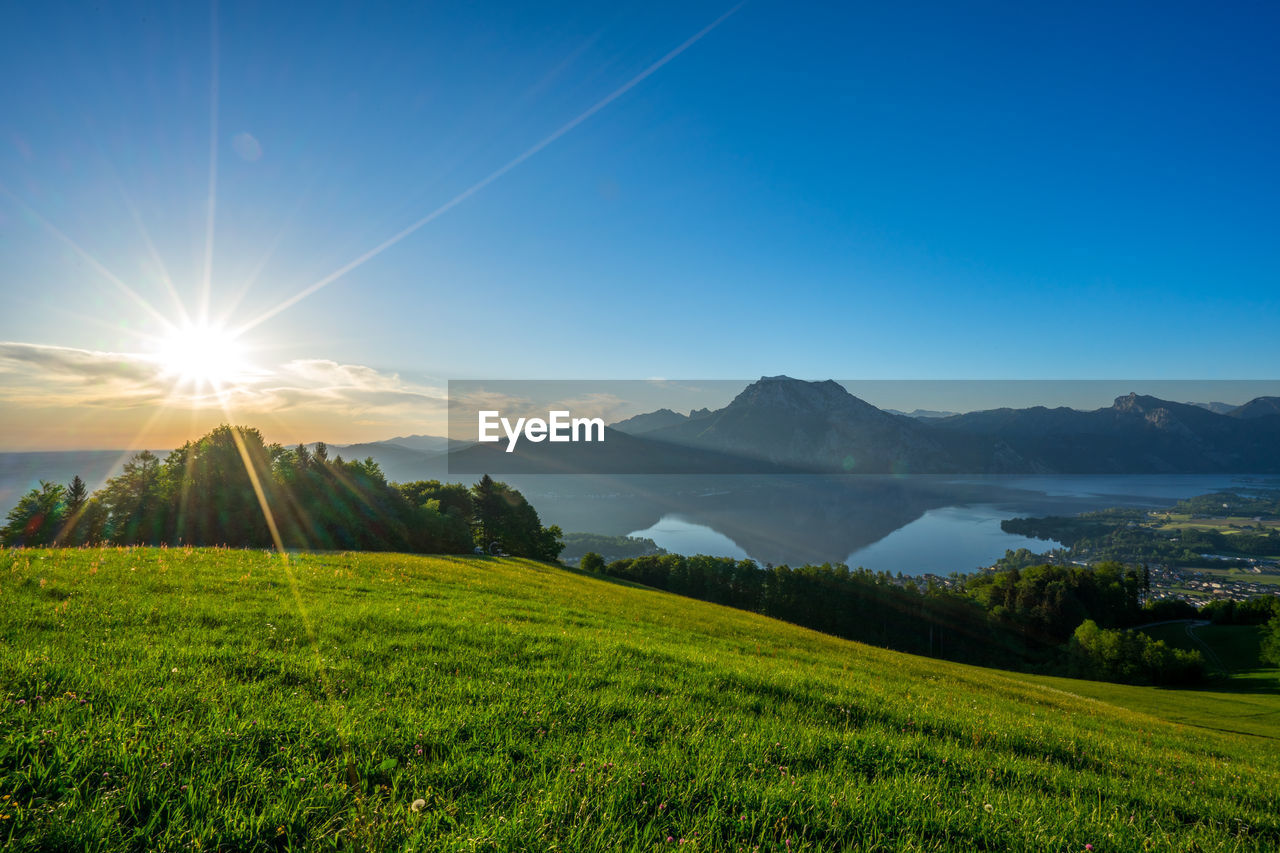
[2,547,1279,851]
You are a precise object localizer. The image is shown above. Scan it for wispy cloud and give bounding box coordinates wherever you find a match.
[0,341,445,419]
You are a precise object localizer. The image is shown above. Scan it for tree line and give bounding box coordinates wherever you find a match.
[1,424,562,560]
[581,552,1236,685]
[1001,509,1280,567]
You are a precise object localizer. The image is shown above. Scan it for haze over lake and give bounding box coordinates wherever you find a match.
[518,474,1275,575]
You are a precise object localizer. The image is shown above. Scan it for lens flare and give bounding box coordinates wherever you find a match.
[153,322,250,391]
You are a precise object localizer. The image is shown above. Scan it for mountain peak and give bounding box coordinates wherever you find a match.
[1113,392,1144,409]
[731,376,874,414]
[1112,392,1179,414]
[610,407,690,436]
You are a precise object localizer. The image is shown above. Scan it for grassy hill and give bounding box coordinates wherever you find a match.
[1134,621,1280,707]
[1138,623,1269,674]
[2,549,1279,851]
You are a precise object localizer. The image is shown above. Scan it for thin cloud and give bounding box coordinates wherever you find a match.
[0,341,445,419]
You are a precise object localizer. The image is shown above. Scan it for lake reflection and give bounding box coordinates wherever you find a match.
[510,473,1278,575]
[630,505,1059,574]
[843,506,1061,574]
[628,516,750,561]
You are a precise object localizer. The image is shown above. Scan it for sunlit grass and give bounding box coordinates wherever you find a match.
[2,547,1279,851]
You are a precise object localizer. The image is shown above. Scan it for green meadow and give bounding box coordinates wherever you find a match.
[3,548,1279,852]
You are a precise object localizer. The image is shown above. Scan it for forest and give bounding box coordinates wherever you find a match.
[0,424,563,560]
[584,552,1268,685]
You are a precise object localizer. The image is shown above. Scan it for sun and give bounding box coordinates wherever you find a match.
[153,322,251,391]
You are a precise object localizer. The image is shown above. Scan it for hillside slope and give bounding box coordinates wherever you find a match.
[2,548,1278,851]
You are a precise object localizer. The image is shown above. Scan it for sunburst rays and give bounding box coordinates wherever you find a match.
[233,3,743,337]
[4,0,742,538]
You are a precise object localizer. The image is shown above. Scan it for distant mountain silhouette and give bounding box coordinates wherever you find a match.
[931,392,1280,473]
[326,441,448,480]
[885,408,962,419]
[0,450,143,513]
[1228,396,1280,420]
[458,377,1280,475]
[1188,401,1240,415]
[379,434,452,454]
[637,376,957,473]
[610,408,690,435]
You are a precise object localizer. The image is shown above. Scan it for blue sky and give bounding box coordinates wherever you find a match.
[1,1,1277,446]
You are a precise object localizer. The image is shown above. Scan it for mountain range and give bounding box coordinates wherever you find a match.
[5,379,1276,516]
[445,376,1280,475]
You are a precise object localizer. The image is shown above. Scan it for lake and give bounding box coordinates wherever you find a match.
[513,473,1277,575]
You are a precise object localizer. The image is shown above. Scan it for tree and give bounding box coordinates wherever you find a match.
[1,481,66,546]
[1067,619,1205,685]
[580,552,606,573]
[1262,616,1280,669]
[469,475,563,560]
[471,474,505,550]
[64,475,88,515]
[396,480,474,552]
[166,426,275,547]
[60,475,90,544]
[99,450,167,544]
[75,498,109,545]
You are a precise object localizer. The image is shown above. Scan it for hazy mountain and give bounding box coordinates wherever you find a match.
[610,408,690,435]
[1228,397,1280,420]
[379,434,452,454]
[293,435,460,483]
[611,407,718,435]
[0,450,147,515]
[931,392,1280,473]
[886,408,962,420]
[327,442,448,481]
[1188,401,1239,415]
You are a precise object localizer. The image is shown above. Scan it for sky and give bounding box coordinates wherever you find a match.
[1,1,1278,449]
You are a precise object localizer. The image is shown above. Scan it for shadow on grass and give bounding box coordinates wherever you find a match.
[1189,668,1280,696]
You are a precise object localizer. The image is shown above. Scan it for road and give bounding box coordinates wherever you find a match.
[1132,618,1224,672]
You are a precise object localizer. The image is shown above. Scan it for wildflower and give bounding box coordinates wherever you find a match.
[411,798,427,813]
[983,803,993,812]
[667,837,674,843]
[1085,846,1094,852]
